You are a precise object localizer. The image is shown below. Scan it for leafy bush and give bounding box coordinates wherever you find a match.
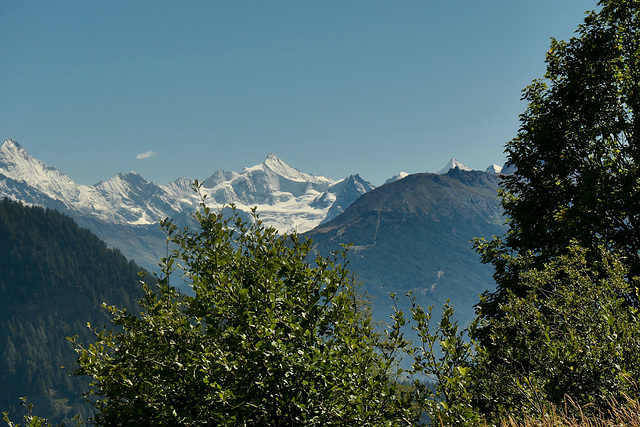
[472,242,640,420]
[71,193,415,426]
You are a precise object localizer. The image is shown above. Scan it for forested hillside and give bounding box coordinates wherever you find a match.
[0,198,148,423]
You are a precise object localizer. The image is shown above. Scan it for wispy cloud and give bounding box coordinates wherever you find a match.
[136,151,158,160]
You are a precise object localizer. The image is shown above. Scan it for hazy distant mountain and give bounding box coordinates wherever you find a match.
[305,168,507,325]
[383,171,409,185]
[318,174,376,224]
[485,164,503,174]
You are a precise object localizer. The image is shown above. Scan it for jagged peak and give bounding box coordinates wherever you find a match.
[265,153,281,162]
[437,158,472,175]
[263,154,303,177]
[1,138,23,151]
[95,171,148,188]
[261,153,332,184]
[0,138,59,175]
[346,173,375,188]
[0,139,30,161]
[485,164,503,174]
[118,171,143,179]
[328,174,375,194]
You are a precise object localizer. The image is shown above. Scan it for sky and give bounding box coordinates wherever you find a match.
[1,1,597,186]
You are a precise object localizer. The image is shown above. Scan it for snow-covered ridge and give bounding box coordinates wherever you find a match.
[0,139,373,233]
[384,172,409,185]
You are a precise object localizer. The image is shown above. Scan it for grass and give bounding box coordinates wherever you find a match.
[494,396,640,427]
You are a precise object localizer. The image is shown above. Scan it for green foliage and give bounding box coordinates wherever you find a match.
[472,242,640,420]
[72,191,415,426]
[473,0,640,421]
[497,0,640,272]
[2,397,78,427]
[398,295,483,426]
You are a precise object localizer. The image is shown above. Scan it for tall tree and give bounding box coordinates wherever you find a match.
[473,0,640,418]
[498,0,640,268]
[477,0,640,311]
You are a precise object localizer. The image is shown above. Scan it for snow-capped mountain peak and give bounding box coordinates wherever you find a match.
[1,138,52,181]
[95,172,157,196]
[262,153,333,186]
[0,138,85,203]
[485,164,503,174]
[202,154,334,208]
[437,158,472,175]
[1,138,23,152]
[384,172,409,185]
[318,174,376,224]
[263,153,306,180]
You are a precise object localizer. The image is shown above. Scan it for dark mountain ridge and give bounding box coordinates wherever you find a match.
[306,168,506,325]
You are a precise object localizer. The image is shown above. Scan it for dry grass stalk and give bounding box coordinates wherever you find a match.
[492,395,640,427]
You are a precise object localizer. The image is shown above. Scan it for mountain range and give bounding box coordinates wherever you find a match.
[0,138,505,272]
[0,139,371,232]
[0,137,509,326]
[0,139,379,271]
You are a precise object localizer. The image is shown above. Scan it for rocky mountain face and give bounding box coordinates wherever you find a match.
[0,138,374,271]
[305,168,507,326]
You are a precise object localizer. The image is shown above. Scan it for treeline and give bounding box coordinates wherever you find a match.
[0,198,148,424]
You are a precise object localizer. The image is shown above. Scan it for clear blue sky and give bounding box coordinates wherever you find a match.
[2,1,596,186]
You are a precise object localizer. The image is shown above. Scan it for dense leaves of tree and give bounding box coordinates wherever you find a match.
[472,243,640,419]
[473,0,640,420]
[488,0,640,284]
[71,196,419,426]
[0,198,146,424]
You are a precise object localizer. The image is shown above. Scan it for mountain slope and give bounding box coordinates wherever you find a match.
[305,168,506,325]
[0,198,148,424]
